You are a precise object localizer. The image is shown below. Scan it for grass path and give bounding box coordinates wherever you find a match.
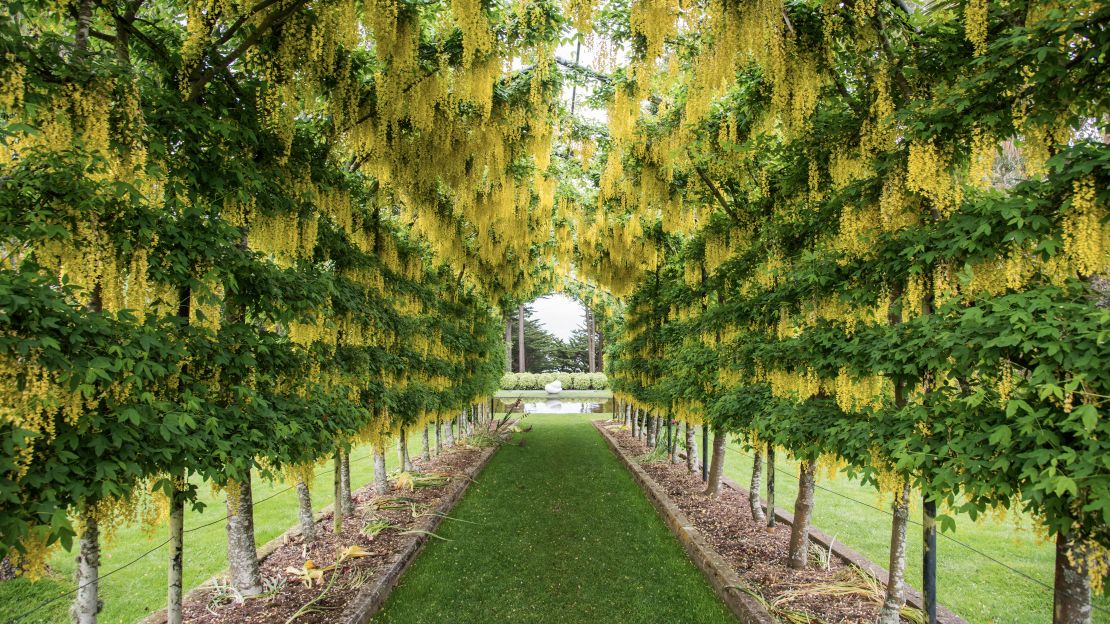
[374,414,735,624]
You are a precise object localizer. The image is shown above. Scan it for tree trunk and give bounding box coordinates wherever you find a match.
[704,426,726,497]
[587,307,596,373]
[631,408,639,437]
[445,416,455,446]
[71,513,100,624]
[340,449,353,516]
[878,483,912,623]
[435,417,442,455]
[685,422,697,473]
[226,477,263,596]
[397,430,408,471]
[1053,532,1092,624]
[296,480,315,544]
[422,424,431,461]
[373,444,388,495]
[787,461,816,570]
[749,450,766,524]
[648,415,657,447]
[334,451,344,534]
[403,431,415,472]
[505,316,512,372]
[766,445,776,529]
[669,418,680,464]
[167,491,184,624]
[518,304,526,372]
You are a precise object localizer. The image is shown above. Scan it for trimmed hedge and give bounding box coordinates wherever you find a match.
[500,372,609,391]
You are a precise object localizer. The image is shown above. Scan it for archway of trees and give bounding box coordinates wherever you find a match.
[0,0,1107,623]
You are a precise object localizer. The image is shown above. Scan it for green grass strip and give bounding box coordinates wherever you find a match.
[375,414,736,624]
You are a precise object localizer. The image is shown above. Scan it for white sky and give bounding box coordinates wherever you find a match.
[530,293,585,340]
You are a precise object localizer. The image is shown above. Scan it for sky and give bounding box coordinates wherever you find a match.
[530,294,585,340]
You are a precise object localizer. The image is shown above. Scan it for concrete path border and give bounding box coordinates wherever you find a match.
[593,421,775,624]
[595,420,967,624]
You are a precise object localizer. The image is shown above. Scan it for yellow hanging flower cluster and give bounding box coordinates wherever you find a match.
[1062,175,1107,276]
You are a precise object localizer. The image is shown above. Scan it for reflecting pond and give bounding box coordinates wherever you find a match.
[497,397,612,414]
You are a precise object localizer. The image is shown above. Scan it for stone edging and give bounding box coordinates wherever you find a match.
[338,443,499,623]
[598,421,967,624]
[139,444,499,624]
[592,421,775,624]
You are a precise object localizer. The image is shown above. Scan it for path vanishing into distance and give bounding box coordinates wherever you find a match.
[375,413,735,624]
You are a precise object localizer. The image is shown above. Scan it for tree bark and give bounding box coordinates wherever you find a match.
[225,477,263,596]
[670,418,680,464]
[71,513,100,624]
[422,424,431,461]
[340,449,353,516]
[505,316,512,372]
[685,422,697,473]
[518,304,526,372]
[334,451,344,534]
[445,416,455,446]
[373,444,388,495]
[587,306,596,373]
[1053,531,1092,624]
[766,446,776,529]
[167,490,184,624]
[296,480,315,544]
[749,450,766,524]
[704,426,726,497]
[878,483,912,623]
[787,461,816,570]
[435,417,442,454]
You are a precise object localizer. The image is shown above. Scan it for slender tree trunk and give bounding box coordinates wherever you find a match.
[435,417,442,455]
[403,431,415,471]
[373,444,388,495]
[167,490,184,624]
[649,415,657,447]
[445,416,455,446]
[749,450,766,524]
[226,477,263,596]
[505,316,512,372]
[787,461,816,570]
[685,422,697,472]
[518,304,526,372]
[879,483,912,623]
[71,513,100,624]
[1053,532,1092,624]
[670,419,680,464]
[333,451,344,534]
[704,426,726,497]
[296,480,315,544]
[631,407,639,437]
[766,445,776,529]
[422,424,431,461]
[587,307,596,373]
[340,449,353,516]
[397,430,408,471]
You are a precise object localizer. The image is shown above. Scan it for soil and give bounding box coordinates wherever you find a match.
[607,424,911,624]
[180,441,490,624]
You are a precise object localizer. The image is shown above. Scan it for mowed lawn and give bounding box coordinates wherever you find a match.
[706,431,1110,624]
[0,435,430,624]
[375,413,735,624]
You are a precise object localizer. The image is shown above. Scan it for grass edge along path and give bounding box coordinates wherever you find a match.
[373,413,736,624]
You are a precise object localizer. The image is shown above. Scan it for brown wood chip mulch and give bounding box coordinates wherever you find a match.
[608,425,914,624]
[180,443,488,624]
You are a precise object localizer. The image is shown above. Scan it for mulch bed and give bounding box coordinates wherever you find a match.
[607,425,912,624]
[180,442,490,624]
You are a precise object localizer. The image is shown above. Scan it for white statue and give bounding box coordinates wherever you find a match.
[545,379,563,394]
